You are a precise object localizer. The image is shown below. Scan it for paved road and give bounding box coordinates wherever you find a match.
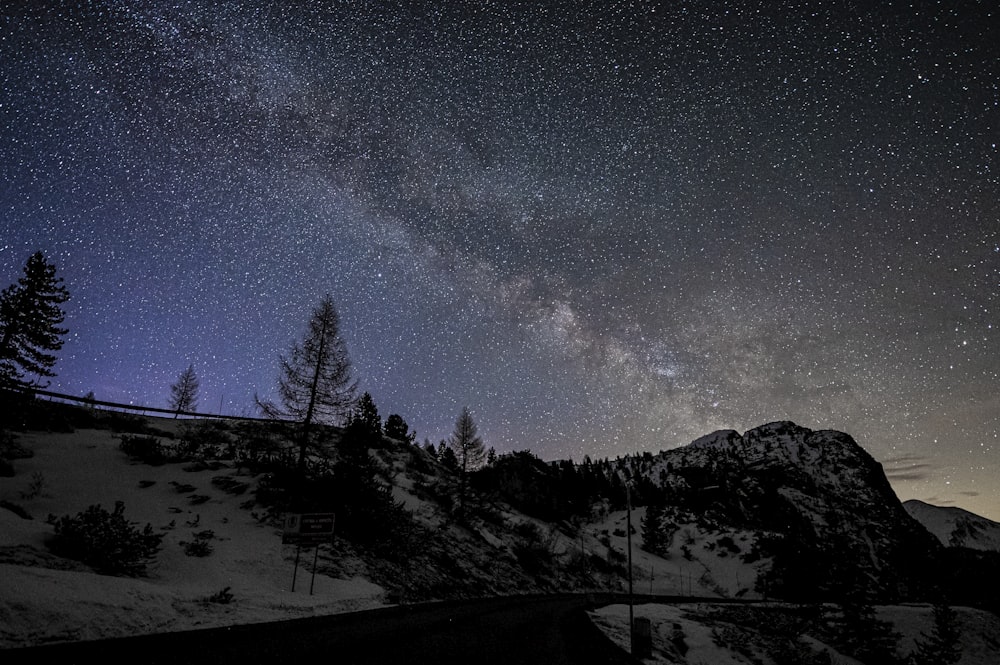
[2,593,642,665]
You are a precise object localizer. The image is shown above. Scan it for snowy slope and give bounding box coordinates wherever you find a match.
[0,414,627,648]
[0,425,386,648]
[904,499,1000,551]
[591,602,1000,665]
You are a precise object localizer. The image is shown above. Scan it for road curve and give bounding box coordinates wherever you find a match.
[2,593,645,665]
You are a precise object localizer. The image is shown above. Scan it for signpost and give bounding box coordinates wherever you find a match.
[283,513,335,594]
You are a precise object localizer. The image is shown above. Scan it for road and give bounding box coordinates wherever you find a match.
[2,593,643,665]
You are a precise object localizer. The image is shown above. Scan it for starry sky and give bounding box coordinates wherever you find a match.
[2,2,998,518]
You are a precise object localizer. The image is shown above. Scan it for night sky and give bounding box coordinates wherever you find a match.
[2,2,998,518]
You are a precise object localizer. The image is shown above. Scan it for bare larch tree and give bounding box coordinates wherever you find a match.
[168,364,199,417]
[257,294,357,474]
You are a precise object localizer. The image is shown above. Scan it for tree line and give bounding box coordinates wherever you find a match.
[0,251,487,488]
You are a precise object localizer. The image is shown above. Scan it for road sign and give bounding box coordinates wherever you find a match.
[282,512,335,545]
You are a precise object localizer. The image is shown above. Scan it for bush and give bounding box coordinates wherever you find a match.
[49,501,163,575]
[181,530,215,557]
[232,421,292,471]
[179,420,234,459]
[206,586,234,604]
[1,429,33,476]
[19,471,46,499]
[119,434,168,465]
[512,521,558,574]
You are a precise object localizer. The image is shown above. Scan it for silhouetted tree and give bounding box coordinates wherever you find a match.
[351,392,381,439]
[641,500,666,555]
[448,406,485,514]
[256,294,357,474]
[438,440,458,471]
[168,365,199,417]
[0,251,70,388]
[911,604,961,665]
[829,600,900,664]
[384,413,414,443]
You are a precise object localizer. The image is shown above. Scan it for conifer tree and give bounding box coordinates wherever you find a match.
[168,364,199,417]
[0,252,70,388]
[384,413,414,443]
[448,406,485,514]
[912,603,961,665]
[352,392,381,438]
[830,599,900,664]
[641,501,665,554]
[256,294,357,474]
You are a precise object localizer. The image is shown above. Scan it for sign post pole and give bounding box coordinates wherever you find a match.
[310,545,320,595]
[283,513,335,593]
[291,542,302,592]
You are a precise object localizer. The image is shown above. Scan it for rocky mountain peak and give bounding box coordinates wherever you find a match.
[635,421,942,601]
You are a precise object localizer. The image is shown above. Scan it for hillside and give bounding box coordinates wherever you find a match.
[2,402,1000,662]
[0,402,675,648]
[904,499,1000,551]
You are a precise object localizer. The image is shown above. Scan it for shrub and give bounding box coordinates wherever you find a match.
[1,429,33,476]
[179,420,234,459]
[119,434,167,465]
[105,412,155,434]
[512,521,558,574]
[49,501,163,575]
[19,471,46,499]
[181,530,215,557]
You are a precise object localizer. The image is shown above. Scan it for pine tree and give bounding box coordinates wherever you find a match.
[911,604,961,665]
[168,365,199,417]
[256,294,357,474]
[448,406,485,514]
[384,413,414,443]
[641,501,665,554]
[0,252,70,388]
[830,600,900,664]
[352,392,382,438]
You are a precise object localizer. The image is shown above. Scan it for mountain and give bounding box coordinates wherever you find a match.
[904,499,1000,551]
[617,421,943,601]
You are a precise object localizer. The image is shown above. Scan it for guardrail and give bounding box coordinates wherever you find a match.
[2,385,271,422]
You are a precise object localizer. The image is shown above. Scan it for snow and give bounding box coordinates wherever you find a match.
[4,419,1000,661]
[904,499,1000,550]
[590,603,766,664]
[589,602,1000,665]
[0,425,386,648]
[583,508,763,598]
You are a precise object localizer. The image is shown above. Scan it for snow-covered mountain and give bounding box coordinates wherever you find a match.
[619,420,943,601]
[904,499,1000,551]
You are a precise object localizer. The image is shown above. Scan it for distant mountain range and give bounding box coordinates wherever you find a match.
[904,499,1000,551]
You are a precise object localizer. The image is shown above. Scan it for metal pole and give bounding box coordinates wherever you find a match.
[291,543,301,592]
[309,545,319,595]
[626,483,634,654]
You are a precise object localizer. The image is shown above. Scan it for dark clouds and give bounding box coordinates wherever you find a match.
[2,1,998,517]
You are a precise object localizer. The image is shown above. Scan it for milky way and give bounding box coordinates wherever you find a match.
[2,2,998,517]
